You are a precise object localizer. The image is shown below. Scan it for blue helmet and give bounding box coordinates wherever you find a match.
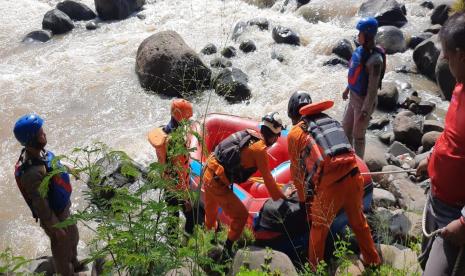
[13,114,44,146]
[356,17,378,37]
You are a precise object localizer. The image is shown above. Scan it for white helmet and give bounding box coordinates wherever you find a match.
[261,112,283,135]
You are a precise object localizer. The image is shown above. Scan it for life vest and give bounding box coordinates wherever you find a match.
[299,113,355,198]
[14,150,72,219]
[148,126,190,190]
[214,129,261,184]
[347,46,386,97]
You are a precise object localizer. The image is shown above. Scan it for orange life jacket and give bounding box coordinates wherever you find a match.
[299,113,356,198]
[148,127,190,191]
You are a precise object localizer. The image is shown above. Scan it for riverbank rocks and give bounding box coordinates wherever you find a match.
[420,1,434,9]
[89,153,146,206]
[436,54,456,100]
[380,245,422,274]
[373,188,397,208]
[377,82,399,111]
[243,0,276,8]
[425,24,442,34]
[213,67,251,103]
[201,43,217,55]
[272,26,300,46]
[364,138,388,172]
[332,39,353,61]
[57,0,96,21]
[232,21,247,41]
[22,30,52,43]
[42,9,74,34]
[423,119,444,133]
[422,131,441,151]
[408,33,433,49]
[431,4,451,25]
[232,246,298,275]
[86,20,99,30]
[248,18,269,30]
[388,141,415,158]
[389,210,422,241]
[359,0,407,28]
[376,26,406,54]
[239,40,257,53]
[296,2,335,24]
[323,56,348,67]
[221,46,237,58]
[210,57,232,68]
[94,0,145,20]
[136,31,211,97]
[376,165,409,189]
[393,111,423,150]
[416,101,436,115]
[368,116,390,130]
[379,132,394,145]
[389,179,425,212]
[413,36,440,81]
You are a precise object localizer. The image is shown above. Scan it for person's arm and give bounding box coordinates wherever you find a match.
[361,55,383,116]
[21,166,61,229]
[254,147,286,201]
[288,128,307,203]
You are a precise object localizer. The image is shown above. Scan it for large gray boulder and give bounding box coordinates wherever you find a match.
[380,245,422,274]
[408,32,433,49]
[431,4,451,25]
[22,30,52,43]
[213,67,251,103]
[376,165,409,190]
[42,9,74,34]
[135,31,211,98]
[389,179,426,212]
[422,131,442,151]
[373,188,397,208]
[389,210,422,240]
[413,36,440,81]
[57,0,96,21]
[377,82,399,111]
[359,0,408,28]
[272,26,300,46]
[332,39,354,61]
[423,119,444,133]
[436,53,456,100]
[376,26,406,54]
[243,0,276,8]
[94,0,145,20]
[364,138,388,172]
[232,246,298,275]
[392,111,423,150]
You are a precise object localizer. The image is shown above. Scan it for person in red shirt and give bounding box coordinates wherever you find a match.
[416,11,465,275]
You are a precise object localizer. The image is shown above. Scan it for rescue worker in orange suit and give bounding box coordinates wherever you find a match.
[203,112,294,259]
[148,99,195,236]
[13,114,81,276]
[342,17,386,158]
[287,91,381,269]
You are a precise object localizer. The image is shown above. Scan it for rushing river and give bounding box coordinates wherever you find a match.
[0,0,450,257]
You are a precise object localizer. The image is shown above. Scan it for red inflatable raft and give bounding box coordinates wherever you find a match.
[188,113,374,242]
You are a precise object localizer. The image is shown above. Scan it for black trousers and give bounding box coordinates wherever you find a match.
[165,192,194,235]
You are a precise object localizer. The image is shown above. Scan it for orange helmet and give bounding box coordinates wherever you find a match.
[171,99,193,122]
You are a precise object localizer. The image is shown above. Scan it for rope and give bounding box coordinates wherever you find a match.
[360,169,417,176]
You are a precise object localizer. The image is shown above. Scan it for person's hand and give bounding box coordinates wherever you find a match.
[441,218,465,245]
[416,157,429,177]
[342,88,349,101]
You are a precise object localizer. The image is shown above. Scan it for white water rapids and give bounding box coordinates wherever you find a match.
[0,0,450,257]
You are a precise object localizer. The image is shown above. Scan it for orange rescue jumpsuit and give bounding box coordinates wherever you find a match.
[203,139,285,241]
[288,121,380,268]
